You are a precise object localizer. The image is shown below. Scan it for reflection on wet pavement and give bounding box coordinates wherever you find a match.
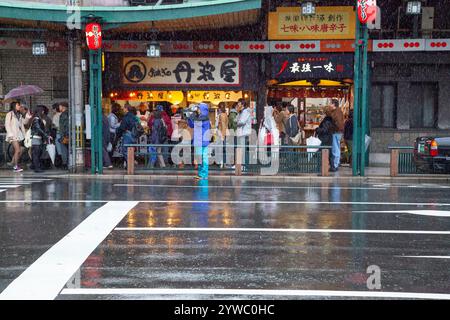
[0,177,449,299]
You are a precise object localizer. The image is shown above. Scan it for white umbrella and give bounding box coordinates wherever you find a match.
[46,144,56,165]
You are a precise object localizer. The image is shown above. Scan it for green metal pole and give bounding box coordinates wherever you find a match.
[365,48,371,167]
[89,50,96,175]
[352,17,362,176]
[360,24,369,177]
[89,49,103,174]
[96,48,103,175]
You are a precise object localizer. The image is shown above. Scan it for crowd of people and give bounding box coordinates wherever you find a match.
[105,98,253,180]
[263,98,353,172]
[4,97,353,177]
[4,101,69,173]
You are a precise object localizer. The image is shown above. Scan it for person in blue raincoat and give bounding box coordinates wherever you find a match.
[188,103,211,180]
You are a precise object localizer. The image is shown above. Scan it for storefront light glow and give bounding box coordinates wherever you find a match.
[406,1,422,14]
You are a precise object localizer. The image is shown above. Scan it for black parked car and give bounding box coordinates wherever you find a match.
[413,136,450,173]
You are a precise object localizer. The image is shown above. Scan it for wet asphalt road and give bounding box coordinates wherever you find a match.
[0,176,449,300]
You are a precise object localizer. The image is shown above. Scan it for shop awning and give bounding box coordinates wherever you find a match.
[0,0,262,32]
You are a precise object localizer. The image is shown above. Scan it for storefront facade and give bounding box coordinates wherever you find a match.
[103,45,267,124]
[2,0,450,173]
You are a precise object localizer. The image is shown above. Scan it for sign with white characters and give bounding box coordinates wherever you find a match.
[271,54,354,79]
[122,57,240,86]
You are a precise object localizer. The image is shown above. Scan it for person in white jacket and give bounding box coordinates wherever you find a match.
[258,105,279,146]
[236,98,252,171]
[5,101,26,172]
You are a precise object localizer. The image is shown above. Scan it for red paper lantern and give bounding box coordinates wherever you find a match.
[357,0,377,24]
[85,23,102,50]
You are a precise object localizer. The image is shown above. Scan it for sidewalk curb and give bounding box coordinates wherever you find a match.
[11,173,447,184]
[1,171,449,183]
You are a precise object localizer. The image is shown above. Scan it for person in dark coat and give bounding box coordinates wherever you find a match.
[315,107,337,169]
[149,110,166,168]
[344,110,353,164]
[117,105,139,168]
[30,106,52,173]
[58,102,69,169]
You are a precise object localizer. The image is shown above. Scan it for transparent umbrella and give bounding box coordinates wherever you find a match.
[4,85,44,100]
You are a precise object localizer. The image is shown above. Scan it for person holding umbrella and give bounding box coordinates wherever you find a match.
[5,101,26,172]
[30,106,52,173]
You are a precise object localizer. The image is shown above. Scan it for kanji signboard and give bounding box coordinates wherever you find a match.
[122,57,240,86]
[271,54,354,79]
[268,6,356,40]
[357,0,377,24]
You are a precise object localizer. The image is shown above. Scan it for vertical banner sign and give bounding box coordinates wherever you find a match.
[357,0,377,24]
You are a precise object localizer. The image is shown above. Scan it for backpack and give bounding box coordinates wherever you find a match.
[132,119,144,138]
[288,115,299,137]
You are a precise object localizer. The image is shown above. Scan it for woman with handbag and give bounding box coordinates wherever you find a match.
[5,101,26,172]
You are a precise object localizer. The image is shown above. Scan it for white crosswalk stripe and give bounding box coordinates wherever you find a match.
[0,178,51,194]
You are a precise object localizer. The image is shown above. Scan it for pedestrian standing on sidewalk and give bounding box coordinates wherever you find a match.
[344,110,353,165]
[30,106,52,173]
[217,102,228,168]
[5,101,26,172]
[274,104,287,145]
[328,99,345,172]
[316,107,337,169]
[149,110,167,169]
[58,102,70,170]
[284,105,300,145]
[188,103,211,180]
[102,114,113,169]
[236,98,252,171]
[117,105,139,169]
[51,103,62,164]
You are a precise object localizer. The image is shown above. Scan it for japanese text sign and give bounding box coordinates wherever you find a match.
[268,6,356,40]
[122,57,240,86]
[85,23,102,50]
[271,54,354,79]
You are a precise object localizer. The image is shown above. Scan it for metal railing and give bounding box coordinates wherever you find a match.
[124,143,331,176]
[389,146,418,176]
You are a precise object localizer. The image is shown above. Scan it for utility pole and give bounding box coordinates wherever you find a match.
[68,31,85,173]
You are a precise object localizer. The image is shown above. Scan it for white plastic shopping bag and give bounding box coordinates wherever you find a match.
[365,134,372,151]
[306,136,322,153]
[46,143,56,165]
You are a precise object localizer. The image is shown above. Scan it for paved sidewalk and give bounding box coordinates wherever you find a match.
[0,165,449,183]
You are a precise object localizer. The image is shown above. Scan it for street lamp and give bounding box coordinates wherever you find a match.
[146,41,160,58]
[32,41,47,56]
[147,21,160,58]
[406,1,422,14]
[301,1,316,16]
[405,1,423,38]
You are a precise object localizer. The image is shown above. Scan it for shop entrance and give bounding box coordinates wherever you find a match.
[268,80,353,165]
